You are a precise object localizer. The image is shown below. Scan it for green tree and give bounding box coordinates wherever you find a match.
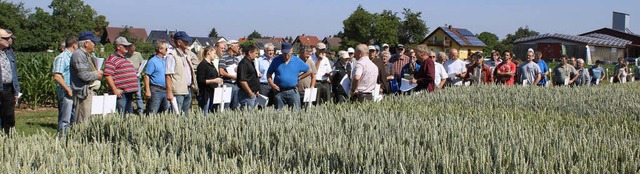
[398,8,428,45]
[342,5,375,48]
[239,40,257,51]
[477,32,499,53]
[0,1,30,51]
[49,0,109,44]
[208,27,218,38]
[23,7,56,51]
[247,30,262,40]
[500,26,539,51]
[371,10,400,46]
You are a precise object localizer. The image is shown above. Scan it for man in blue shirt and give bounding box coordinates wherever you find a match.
[267,42,312,111]
[258,43,276,107]
[52,36,77,138]
[144,40,169,114]
[589,60,606,85]
[534,51,549,86]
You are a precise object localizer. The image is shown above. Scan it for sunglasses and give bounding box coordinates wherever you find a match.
[429,56,436,58]
[0,37,10,40]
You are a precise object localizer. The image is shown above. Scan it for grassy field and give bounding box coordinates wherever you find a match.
[15,108,57,136]
[2,83,639,173]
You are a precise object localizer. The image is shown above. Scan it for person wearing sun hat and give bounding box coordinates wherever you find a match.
[71,31,103,124]
[0,28,20,134]
[266,42,312,111]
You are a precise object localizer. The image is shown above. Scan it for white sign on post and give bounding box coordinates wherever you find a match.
[373,84,383,102]
[303,88,317,102]
[610,77,614,83]
[522,80,529,87]
[399,78,417,92]
[256,94,268,107]
[137,60,148,77]
[340,76,350,96]
[213,86,233,112]
[596,79,600,85]
[170,98,180,115]
[91,94,117,115]
[564,79,569,86]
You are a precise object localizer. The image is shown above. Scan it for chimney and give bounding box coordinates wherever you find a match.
[612,11,630,32]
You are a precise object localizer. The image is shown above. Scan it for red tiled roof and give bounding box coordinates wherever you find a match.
[105,27,148,43]
[294,35,321,46]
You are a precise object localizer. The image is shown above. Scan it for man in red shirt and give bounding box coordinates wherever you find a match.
[104,37,139,116]
[410,44,435,92]
[495,50,516,86]
[466,52,493,85]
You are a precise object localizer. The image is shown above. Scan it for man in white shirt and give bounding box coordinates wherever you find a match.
[351,44,378,102]
[444,48,466,86]
[312,43,332,104]
[433,51,448,89]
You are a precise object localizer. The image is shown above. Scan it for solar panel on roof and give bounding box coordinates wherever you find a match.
[457,29,475,36]
[443,29,466,45]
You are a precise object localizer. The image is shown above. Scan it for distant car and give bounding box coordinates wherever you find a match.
[602,60,613,65]
[624,57,637,64]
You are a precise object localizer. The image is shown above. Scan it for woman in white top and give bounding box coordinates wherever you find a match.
[617,62,627,83]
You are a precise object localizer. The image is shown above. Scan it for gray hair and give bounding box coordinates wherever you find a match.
[264,43,275,51]
[155,40,168,53]
[356,44,368,54]
[577,58,585,64]
[381,51,391,57]
[78,40,88,49]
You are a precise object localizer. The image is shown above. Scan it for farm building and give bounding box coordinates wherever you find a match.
[421,25,486,59]
[513,33,631,63]
[579,27,640,58]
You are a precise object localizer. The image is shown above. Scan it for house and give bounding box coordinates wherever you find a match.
[253,38,283,51]
[102,27,148,44]
[514,33,631,63]
[147,30,176,44]
[190,37,215,53]
[212,37,227,44]
[579,28,640,58]
[421,25,486,59]
[323,37,342,50]
[293,35,321,52]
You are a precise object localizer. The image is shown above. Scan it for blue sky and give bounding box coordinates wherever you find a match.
[11,0,640,41]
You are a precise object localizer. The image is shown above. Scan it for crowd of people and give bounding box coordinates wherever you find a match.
[0,28,633,137]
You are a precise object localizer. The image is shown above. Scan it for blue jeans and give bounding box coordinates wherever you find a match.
[134,80,144,114]
[175,90,192,116]
[274,88,301,111]
[56,87,74,138]
[223,83,240,110]
[197,94,218,116]
[238,90,256,109]
[116,92,135,117]
[146,87,169,114]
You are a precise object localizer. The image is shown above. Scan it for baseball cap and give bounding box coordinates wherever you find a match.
[374,45,381,51]
[397,44,404,49]
[173,31,192,43]
[227,40,238,44]
[368,45,376,50]
[281,42,293,54]
[0,29,11,38]
[78,31,100,43]
[347,47,355,53]
[338,51,349,59]
[382,43,389,48]
[527,48,534,53]
[316,43,327,50]
[114,37,132,46]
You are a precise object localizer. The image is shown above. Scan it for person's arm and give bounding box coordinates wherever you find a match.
[569,68,580,84]
[103,60,122,98]
[351,64,363,94]
[298,70,312,80]
[239,80,254,98]
[237,63,255,98]
[310,72,316,88]
[617,70,623,82]
[600,70,606,81]
[534,74,542,85]
[144,74,151,99]
[437,78,447,89]
[53,73,72,97]
[72,53,101,82]
[218,59,236,80]
[105,76,122,98]
[165,55,176,101]
[267,61,279,91]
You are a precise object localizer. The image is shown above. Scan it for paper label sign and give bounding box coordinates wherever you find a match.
[213,86,233,104]
[303,88,318,102]
[522,80,529,87]
[256,94,268,107]
[564,79,569,86]
[400,78,417,92]
[91,94,117,115]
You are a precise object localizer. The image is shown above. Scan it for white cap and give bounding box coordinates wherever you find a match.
[527,48,534,53]
[347,47,355,53]
[382,43,389,47]
[115,37,132,46]
[227,40,239,44]
[338,50,349,59]
[368,45,376,50]
[316,43,327,50]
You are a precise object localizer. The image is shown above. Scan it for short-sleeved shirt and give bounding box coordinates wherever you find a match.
[126,51,144,70]
[258,55,272,83]
[104,53,139,93]
[589,66,605,83]
[444,59,467,86]
[575,67,591,86]
[145,55,166,87]
[519,62,541,85]
[554,64,577,85]
[353,57,379,93]
[236,57,260,93]
[267,55,310,89]
[496,61,516,85]
[298,58,317,91]
[219,52,243,83]
[165,49,194,86]
[434,62,448,86]
[536,60,549,85]
[52,49,73,88]
[311,54,332,81]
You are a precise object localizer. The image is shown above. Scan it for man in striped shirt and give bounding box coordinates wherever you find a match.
[104,37,139,116]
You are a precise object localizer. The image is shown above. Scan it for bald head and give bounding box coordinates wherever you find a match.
[450,48,459,60]
[355,44,368,60]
